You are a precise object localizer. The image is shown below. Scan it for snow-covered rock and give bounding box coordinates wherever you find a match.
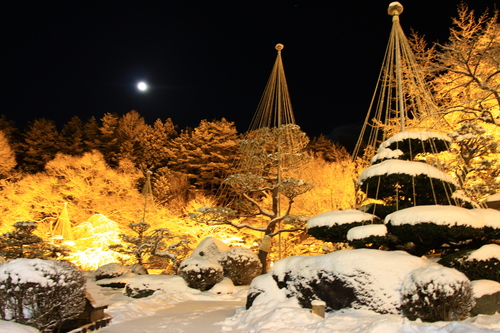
[124,275,190,298]
[248,249,432,314]
[190,237,230,262]
[471,280,500,316]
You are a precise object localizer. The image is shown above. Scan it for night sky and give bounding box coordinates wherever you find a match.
[2,1,498,138]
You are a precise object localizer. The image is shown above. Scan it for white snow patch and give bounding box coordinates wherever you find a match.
[385,205,493,228]
[467,244,500,261]
[208,277,235,295]
[471,280,500,298]
[485,193,500,202]
[307,209,378,229]
[85,279,110,308]
[378,131,451,150]
[0,320,39,333]
[126,274,190,294]
[0,258,61,287]
[470,209,500,228]
[347,224,387,241]
[359,160,458,186]
[402,264,469,298]
[371,148,404,163]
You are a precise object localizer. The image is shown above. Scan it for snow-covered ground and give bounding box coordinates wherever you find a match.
[1,272,500,332]
[88,281,500,333]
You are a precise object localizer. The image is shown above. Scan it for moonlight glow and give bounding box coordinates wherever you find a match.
[137,82,148,91]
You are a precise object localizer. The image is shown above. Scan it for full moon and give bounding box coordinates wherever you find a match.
[137,81,148,91]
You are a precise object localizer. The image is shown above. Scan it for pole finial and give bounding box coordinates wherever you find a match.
[388,2,404,16]
[275,43,284,51]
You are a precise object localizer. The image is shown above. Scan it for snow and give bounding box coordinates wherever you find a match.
[0,258,60,287]
[401,264,469,297]
[126,274,191,294]
[307,209,378,228]
[359,160,458,186]
[191,237,230,261]
[2,267,500,332]
[377,131,452,150]
[385,205,500,228]
[471,280,500,298]
[467,244,500,261]
[485,193,500,202]
[371,148,404,163]
[85,279,110,308]
[347,224,387,241]
[269,249,431,314]
[0,320,39,333]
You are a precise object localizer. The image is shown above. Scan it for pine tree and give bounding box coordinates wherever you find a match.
[60,116,86,156]
[168,118,239,193]
[17,118,62,173]
[135,118,178,171]
[96,113,120,167]
[0,130,16,177]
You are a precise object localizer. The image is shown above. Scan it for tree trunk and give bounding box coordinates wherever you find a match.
[258,234,273,274]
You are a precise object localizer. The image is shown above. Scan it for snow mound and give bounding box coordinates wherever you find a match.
[359,160,458,186]
[385,205,492,228]
[471,280,500,298]
[347,224,387,241]
[190,237,230,262]
[0,258,66,287]
[307,209,378,228]
[467,244,500,261]
[263,249,431,314]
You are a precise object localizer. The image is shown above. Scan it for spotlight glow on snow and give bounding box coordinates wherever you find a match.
[137,81,148,91]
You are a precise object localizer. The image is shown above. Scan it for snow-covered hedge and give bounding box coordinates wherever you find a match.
[247,249,474,322]
[439,244,500,283]
[401,264,474,321]
[248,249,430,314]
[0,259,86,332]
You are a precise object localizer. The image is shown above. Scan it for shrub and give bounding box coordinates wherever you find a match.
[219,247,262,285]
[0,258,86,332]
[178,257,223,291]
[401,265,475,322]
[439,245,500,283]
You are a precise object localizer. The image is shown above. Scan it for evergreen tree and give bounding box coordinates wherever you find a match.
[96,112,120,167]
[135,118,178,171]
[60,116,86,156]
[116,110,147,163]
[82,116,101,151]
[0,130,16,177]
[168,118,239,192]
[17,118,62,173]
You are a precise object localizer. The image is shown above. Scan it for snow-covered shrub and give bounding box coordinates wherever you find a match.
[439,244,500,282]
[0,258,86,332]
[401,264,475,322]
[178,257,224,291]
[219,247,261,286]
[248,249,430,314]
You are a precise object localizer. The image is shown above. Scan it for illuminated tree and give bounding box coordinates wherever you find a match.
[193,124,314,272]
[0,221,69,260]
[168,118,239,192]
[109,221,190,272]
[135,118,178,171]
[0,130,16,177]
[96,112,120,167]
[60,116,86,156]
[116,110,147,162]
